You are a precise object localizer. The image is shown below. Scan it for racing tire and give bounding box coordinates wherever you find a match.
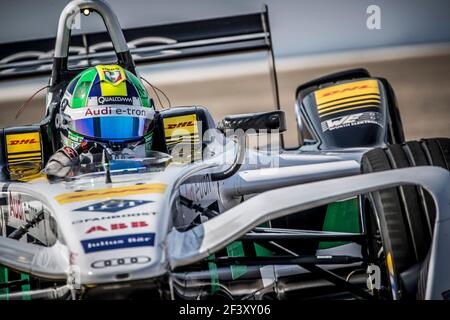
[361,138,450,299]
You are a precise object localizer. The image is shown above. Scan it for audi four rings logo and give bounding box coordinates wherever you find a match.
[91,256,151,269]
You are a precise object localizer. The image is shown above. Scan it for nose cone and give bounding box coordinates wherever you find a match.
[65,196,168,284]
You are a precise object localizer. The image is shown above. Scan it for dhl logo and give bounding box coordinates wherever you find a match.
[167,121,194,129]
[6,132,41,154]
[163,114,198,137]
[319,84,375,98]
[8,138,38,146]
[314,79,380,106]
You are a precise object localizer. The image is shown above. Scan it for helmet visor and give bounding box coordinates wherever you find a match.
[65,105,155,141]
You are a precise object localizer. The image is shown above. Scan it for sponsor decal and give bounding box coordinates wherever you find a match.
[91,256,151,269]
[163,114,198,138]
[55,183,166,204]
[163,114,201,159]
[321,112,383,132]
[72,212,151,225]
[66,105,154,120]
[8,138,38,146]
[85,106,149,117]
[96,65,126,89]
[314,80,382,118]
[85,221,149,234]
[81,232,155,253]
[6,132,41,154]
[314,79,380,104]
[97,96,134,105]
[104,70,122,83]
[5,132,43,180]
[74,199,152,213]
[320,83,374,98]
[167,121,195,130]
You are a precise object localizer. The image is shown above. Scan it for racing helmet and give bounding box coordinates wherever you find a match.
[57,65,156,155]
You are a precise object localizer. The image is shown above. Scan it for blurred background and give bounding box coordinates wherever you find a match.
[0,0,449,148]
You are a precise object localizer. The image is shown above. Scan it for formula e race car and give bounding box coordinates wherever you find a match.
[0,0,449,300]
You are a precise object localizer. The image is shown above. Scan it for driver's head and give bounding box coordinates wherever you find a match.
[57,64,156,157]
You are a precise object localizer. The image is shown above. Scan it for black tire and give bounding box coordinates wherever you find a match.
[361,138,450,299]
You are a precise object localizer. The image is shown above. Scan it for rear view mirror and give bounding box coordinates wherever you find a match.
[217,111,286,133]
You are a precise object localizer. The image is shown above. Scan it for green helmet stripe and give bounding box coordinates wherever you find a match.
[125,70,151,108]
[71,68,97,108]
[68,129,84,142]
